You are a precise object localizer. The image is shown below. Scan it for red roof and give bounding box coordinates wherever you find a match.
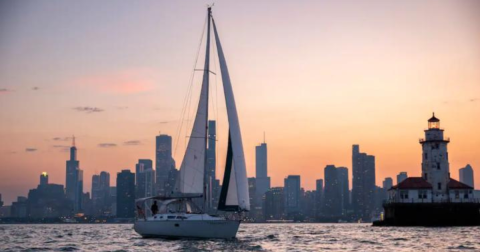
[390,177,473,190]
[447,178,473,189]
[391,177,432,190]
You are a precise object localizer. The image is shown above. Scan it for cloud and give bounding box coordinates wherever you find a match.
[470,98,478,102]
[25,148,37,152]
[53,137,72,141]
[0,88,12,94]
[32,87,39,91]
[117,106,129,110]
[73,107,104,113]
[98,143,117,148]
[74,68,156,95]
[52,145,70,152]
[124,140,141,146]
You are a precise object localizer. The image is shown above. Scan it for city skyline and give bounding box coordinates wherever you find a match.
[1,1,480,204]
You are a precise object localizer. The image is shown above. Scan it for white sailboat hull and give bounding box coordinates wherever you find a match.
[134,214,240,239]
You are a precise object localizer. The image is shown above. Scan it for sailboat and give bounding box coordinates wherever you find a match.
[133,7,250,239]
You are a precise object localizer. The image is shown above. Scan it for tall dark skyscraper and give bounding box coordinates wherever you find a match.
[284,175,301,218]
[352,145,376,221]
[65,137,83,213]
[336,167,350,215]
[92,171,110,216]
[116,170,135,218]
[459,164,474,188]
[155,134,173,196]
[136,159,154,199]
[323,165,341,217]
[40,172,48,186]
[315,179,323,219]
[264,187,285,220]
[255,141,270,214]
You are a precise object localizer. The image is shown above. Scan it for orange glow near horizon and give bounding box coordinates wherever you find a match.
[0,1,479,205]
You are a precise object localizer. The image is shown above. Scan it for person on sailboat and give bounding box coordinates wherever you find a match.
[151,201,159,215]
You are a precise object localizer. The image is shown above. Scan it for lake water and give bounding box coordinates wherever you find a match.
[0,223,479,251]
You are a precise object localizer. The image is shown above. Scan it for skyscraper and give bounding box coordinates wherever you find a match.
[323,165,341,217]
[337,167,350,215]
[255,141,270,214]
[65,137,83,213]
[135,159,154,199]
[397,172,408,184]
[116,170,135,218]
[92,171,110,216]
[383,177,393,190]
[284,175,301,218]
[155,134,173,196]
[264,187,285,220]
[315,179,323,219]
[40,172,48,186]
[352,145,376,220]
[382,177,393,200]
[459,164,474,188]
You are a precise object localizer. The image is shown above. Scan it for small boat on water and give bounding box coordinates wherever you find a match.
[134,6,250,239]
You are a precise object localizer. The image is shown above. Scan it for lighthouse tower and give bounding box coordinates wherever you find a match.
[420,113,450,196]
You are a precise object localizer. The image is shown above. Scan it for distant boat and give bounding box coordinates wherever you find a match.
[134,6,250,239]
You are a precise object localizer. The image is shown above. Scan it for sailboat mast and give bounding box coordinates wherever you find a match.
[202,7,212,211]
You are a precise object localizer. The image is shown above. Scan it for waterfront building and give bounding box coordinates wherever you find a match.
[397,172,408,184]
[116,170,135,218]
[65,137,83,213]
[352,145,376,221]
[284,175,301,218]
[135,159,154,199]
[337,167,350,215]
[92,171,111,216]
[264,187,285,220]
[382,113,479,226]
[11,196,28,218]
[155,134,173,196]
[323,165,342,218]
[28,173,72,218]
[0,193,3,207]
[459,164,474,189]
[315,179,323,219]
[109,186,117,217]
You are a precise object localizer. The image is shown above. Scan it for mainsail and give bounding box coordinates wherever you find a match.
[175,8,211,195]
[213,18,250,212]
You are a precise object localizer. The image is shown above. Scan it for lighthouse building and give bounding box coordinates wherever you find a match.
[379,114,480,226]
[388,114,474,203]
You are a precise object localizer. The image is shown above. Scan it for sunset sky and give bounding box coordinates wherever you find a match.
[1,1,479,205]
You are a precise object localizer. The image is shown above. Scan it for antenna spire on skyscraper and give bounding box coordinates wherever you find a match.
[72,135,76,147]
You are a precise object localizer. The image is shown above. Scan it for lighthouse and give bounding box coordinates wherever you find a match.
[377,113,480,226]
[420,113,450,197]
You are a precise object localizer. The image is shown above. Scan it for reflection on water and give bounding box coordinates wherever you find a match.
[0,223,479,251]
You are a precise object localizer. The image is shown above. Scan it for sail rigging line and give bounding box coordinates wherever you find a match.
[173,13,208,159]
